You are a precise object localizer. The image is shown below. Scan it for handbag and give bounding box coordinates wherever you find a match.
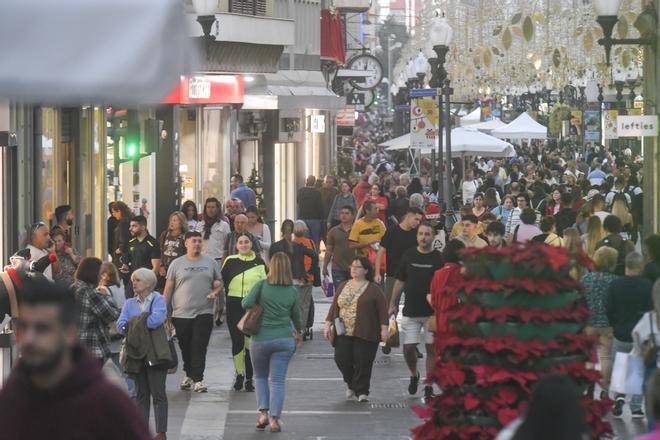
[237,280,265,336]
[642,313,659,369]
[386,315,400,348]
[322,276,335,298]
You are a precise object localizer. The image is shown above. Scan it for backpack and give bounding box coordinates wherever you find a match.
[611,191,630,209]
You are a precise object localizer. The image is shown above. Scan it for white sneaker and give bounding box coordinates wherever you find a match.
[193,381,208,393]
[345,387,355,400]
[180,377,193,390]
[357,394,369,402]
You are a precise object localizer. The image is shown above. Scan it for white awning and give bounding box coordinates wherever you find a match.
[460,107,481,125]
[243,71,344,110]
[491,112,548,140]
[0,0,193,104]
[467,118,507,132]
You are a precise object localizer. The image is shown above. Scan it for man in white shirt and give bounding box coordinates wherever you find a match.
[26,222,60,281]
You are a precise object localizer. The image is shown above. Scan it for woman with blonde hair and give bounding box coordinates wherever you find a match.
[574,203,594,235]
[242,252,302,433]
[563,228,585,281]
[581,246,619,397]
[611,198,633,240]
[581,216,605,259]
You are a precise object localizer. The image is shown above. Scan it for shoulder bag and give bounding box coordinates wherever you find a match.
[237,280,265,336]
[642,313,659,369]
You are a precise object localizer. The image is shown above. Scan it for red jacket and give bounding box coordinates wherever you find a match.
[430,263,463,333]
[0,346,151,440]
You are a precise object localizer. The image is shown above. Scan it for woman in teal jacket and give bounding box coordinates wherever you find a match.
[222,233,267,392]
[242,252,302,433]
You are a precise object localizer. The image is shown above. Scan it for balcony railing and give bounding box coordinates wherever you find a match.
[228,0,267,16]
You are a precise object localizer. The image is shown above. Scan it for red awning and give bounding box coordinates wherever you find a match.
[162,75,244,105]
[321,9,345,66]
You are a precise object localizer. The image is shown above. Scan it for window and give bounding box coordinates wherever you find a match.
[229,0,267,16]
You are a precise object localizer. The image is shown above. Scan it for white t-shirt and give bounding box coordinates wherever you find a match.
[27,245,52,281]
[462,179,480,204]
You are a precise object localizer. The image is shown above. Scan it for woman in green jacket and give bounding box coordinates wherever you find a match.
[242,252,302,433]
[222,233,267,392]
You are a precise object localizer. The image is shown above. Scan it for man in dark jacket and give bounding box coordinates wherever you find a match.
[606,252,652,418]
[297,175,324,249]
[596,215,634,276]
[554,192,576,236]
[0,280,151,439]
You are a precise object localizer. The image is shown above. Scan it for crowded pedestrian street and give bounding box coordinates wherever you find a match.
[1,0,660,439]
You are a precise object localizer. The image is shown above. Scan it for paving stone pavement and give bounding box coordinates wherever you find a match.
[141,287,649,440]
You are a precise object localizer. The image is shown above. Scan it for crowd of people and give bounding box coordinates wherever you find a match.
[5,134,660,439]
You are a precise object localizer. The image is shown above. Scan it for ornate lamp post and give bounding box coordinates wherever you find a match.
[192,0,218,56]
[593,0,657,66]
[413,50,428,88]
[427,12,453,207]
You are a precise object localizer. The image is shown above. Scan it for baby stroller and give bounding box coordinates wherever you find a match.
[303,298,314,341]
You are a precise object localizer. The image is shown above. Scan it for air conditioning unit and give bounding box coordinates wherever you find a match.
[333,0,371,13]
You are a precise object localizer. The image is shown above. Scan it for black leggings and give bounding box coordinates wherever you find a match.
[226,296,253,379]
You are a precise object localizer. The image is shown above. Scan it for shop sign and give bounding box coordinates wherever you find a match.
[162,75,244,105]
[584,111,600,141]
[311,115,326,133]
[603,110,618,140]
[617,115,658,137]
[188,77,211,99]
[410,97,438,150]
[336,108,355,126]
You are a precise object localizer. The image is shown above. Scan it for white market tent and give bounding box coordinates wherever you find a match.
[468,118,506,132]
[490,112,548,140]
[380,127,515,157]
[460,107,481,126]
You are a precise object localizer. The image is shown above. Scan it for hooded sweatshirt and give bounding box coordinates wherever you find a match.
[0,346,151,440]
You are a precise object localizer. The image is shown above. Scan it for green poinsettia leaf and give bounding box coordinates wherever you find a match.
[522,16,534,42]
[511,12,522,25]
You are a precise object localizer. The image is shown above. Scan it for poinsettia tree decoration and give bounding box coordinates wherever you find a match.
[413,243,611,440]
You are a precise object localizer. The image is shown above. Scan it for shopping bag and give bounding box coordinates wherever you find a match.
[610,352,645,395]
[386,315,400,348]
[322,276,334,298]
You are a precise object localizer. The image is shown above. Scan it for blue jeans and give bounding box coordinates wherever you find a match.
[612,338,643,411]
[331,270,350,288]
[250,337,296,418]
[111,352,136,398]
[302,219,322,249]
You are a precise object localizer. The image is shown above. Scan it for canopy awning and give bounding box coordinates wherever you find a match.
[491,112,548,140]
[460,107,481,125]
[242,71,344,110]
[321,9,346,65]
[380,127,515,157]
[468,118,506,132]
[0,0,193,104]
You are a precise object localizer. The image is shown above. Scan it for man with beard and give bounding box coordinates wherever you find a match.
[0,280,150,439]
[51,204,74,245]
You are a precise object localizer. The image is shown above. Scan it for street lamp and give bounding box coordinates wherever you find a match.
[593,0,656,66]
[427,12,453,207]
[414,50,428,88]
[405,59,417,89]
[193,0,218,56]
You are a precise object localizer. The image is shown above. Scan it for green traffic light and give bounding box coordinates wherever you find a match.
[127,143,137,158]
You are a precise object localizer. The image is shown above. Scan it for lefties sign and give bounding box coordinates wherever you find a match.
[617,115,658,137]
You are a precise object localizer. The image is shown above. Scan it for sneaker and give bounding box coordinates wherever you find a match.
[631,409,645,419]
[381,345,391,354]
[612,398,625,418]
[180,377,193,390]
[233,374,244,391]
[357,394,369,402]
[193,381,208,393]
[244,379,255,392]
[423,385,434,402]
[408,372,420,395]
[345,387,356,400]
